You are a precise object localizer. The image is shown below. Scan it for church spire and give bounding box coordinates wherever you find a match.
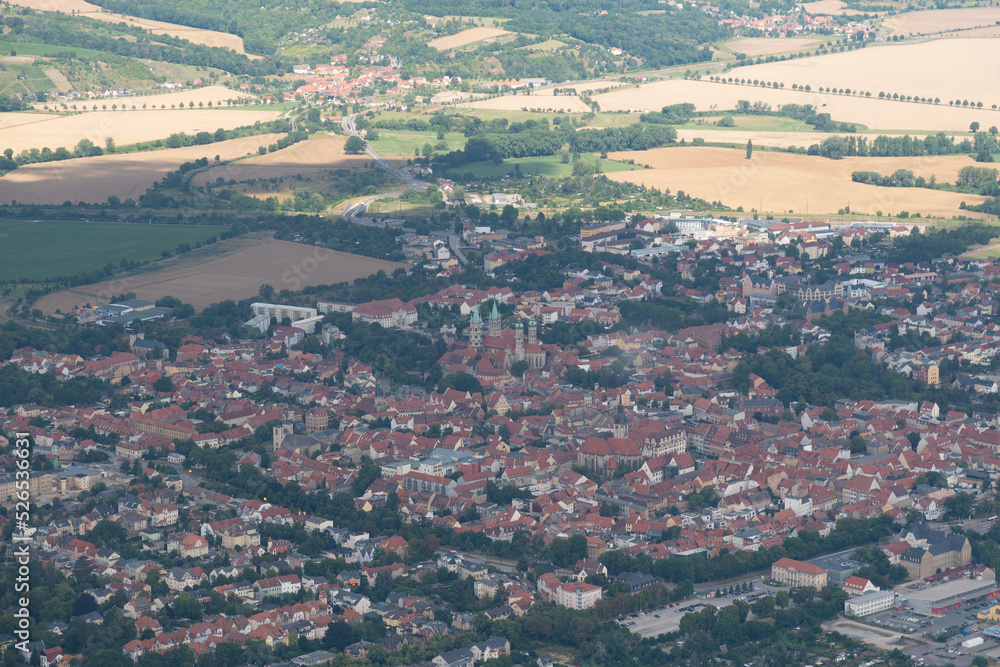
[488,300,501,339]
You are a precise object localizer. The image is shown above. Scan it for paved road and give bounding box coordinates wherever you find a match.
[338,115,468,265]
[341,115,426,191]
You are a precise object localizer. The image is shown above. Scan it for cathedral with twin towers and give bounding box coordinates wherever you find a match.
[468,302,546,370]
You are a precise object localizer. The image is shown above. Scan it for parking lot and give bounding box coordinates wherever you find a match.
[852,597,1000,666]
[903,644,976,667]
[618,584,774,638]
[865,597,1000,639]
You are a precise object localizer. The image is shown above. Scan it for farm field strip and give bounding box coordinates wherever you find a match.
[604,146,989,218]
[0,133,283,204]
[883,7,1000,35]
[725,38,1000,112]
[724,37,827,56]
[454,95,592,114]
[0,220,227,282]
[190,134,370,187]
[428,27,511,50]
[591,78,1000,132]
[35,237,408,314]
[0,108,281,155]
[6,0,250,54]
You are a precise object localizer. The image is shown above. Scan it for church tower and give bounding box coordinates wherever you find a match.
[514,320,525,360]
[488,301,501,339]
[613,403,629,440]
[469,307,483,348]
[527,319,537,347]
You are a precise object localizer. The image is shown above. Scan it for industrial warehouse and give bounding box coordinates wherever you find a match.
[902,575,1000,615]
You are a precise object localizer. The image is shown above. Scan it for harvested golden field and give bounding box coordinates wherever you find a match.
[518,39,567,51]
[592,78,1000,131]
[883,7,1000,35]
[430,91,489,104]
[455,94,591,113]
[38,86,256,112]
[44,68,72,93]
[0,133,282,204]
[734,39,1000,111]
[190,134,369,187]
[726,37,825,56]
[674,128,826,148]
[7,0,249,53]
[798,0,867,15]
[0,108,281,154]
[0,112,59,133]
[938,25,1000,37]
[429,27,511,50]
[537,80,628,95]
[35,235,408,314]
[127,85,257,108]
[605,146,989,218]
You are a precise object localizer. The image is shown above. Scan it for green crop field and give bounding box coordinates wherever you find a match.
[0,40,105,59]
[368,129,468,158]
[0,221,226,282]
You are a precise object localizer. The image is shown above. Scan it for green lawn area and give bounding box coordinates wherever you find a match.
[450,154,640,179]
[0,221,226,282]
[441,108,585,125]
[587,112,643,129]
[965,237,1000,259]
[368,130,468,158]
[680,115,819,132]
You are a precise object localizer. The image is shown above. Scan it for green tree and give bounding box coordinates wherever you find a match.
[345,135,367,154]
[173,593,204,621]
[322,620,356,651]
[746,139,753,159]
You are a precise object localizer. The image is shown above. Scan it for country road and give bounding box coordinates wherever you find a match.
[339,114,468,265]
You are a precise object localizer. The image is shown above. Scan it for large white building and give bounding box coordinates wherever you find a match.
[555,581,602,610]
[251,302,317,323]
[844,590,895,617]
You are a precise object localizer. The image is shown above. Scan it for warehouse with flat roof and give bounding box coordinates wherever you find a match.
[902,578,1000,614]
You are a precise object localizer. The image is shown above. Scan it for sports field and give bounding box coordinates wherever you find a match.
[0,221,226,282]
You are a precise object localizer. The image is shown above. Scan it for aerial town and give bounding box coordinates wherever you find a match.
[5,0,1000,665]
[7,211,1000,667]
